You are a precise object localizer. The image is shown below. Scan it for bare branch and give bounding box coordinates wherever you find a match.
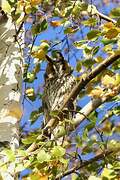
[97,11,117,24]
[87,5,117,24]
[72,85,120,128]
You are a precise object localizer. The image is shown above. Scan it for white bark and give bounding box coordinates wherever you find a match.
[0,2,24,179]
[0,18,23,148]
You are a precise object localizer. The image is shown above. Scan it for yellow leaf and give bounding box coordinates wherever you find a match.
[50,20,62,27]
[105,28,119,39]
[88,175,101,180]
[25,88,34,96]
[95,56,103,63]
[1,0,11,13]
[101,167,115,179]
[39,42,50,51]
[89,87,103,98]
[25,5,32,14]
[31,0,42,6]
[27,173,48,180]
[115,73,120,85]
[33,49,46,60]
[101,75,115,88]
[101,120,113,135]
[103,22,115,30]
[39,175,48,180]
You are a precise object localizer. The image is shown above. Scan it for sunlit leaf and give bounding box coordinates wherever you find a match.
[40,19,48,31]
[89,87,103,98]
[25,88,36,101]
[76,61,82,72]
[64,26,79,34]
[101,167,116,179]
[87,30,100,40]
[101,38,117,45]
[110,7,120,17]
[101,74,115,88]
[39,42,50,51]
[50,20,62,27]
[37,150,51,163]
[92,46,99,55]
[51,146,65,158]
[73,40,88,49]
[82,18,97,26]
[75,135,82,147]
[4,149,15,162]
[88,176,101,180]
[105,28,119,39]
[101,120,112,136]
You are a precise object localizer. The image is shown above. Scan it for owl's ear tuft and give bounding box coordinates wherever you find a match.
[45,54,54,63]
[0,6,8,25]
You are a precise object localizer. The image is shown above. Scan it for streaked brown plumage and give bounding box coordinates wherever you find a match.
[42,52,77,126]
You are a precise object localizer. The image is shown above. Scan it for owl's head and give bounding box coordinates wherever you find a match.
[0,6,8,25]
[45,52,73,80]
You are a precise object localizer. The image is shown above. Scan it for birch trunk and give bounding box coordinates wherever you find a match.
[0,1,23,179]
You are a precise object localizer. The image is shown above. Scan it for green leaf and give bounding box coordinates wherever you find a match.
[75,135,82,147]
[82,18,97,26]
[37,150,51,163]
[110,7,120,17]
[4,149,15,162]
[34,63,41,74]
[85,122,95,131]
[101,38,117,45]
[65,6,73,17]
[30,108,43,123]
[26,72,36,83]
[31,19,48,35]
[55,126,67,138]
[40,19,48,31]
[116,18,120,26]
[82,128,88,141]
[76,61,82,72]
[32,24,41,35]
[88,111,98,122]
[64,26,79,34]
[113,106,120,116]
[101,167,116,179]
[73,40,88,49]
[92,46,99,55]
[51,146,65,158]
[22,135,37,145]
[59,158,69,166]
[50,110,59,118]
[82,58,95,68]
[87,30,101,40]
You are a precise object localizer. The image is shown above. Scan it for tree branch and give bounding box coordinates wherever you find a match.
[97,11,116,24]
[55,148,118,179]
[72,85,120,128]
[54,84,120,138]
[87,5,117,24]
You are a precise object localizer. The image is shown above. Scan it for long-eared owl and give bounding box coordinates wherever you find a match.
[42,52,77,126]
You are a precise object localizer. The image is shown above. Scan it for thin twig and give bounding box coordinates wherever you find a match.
[55,149,114,179]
